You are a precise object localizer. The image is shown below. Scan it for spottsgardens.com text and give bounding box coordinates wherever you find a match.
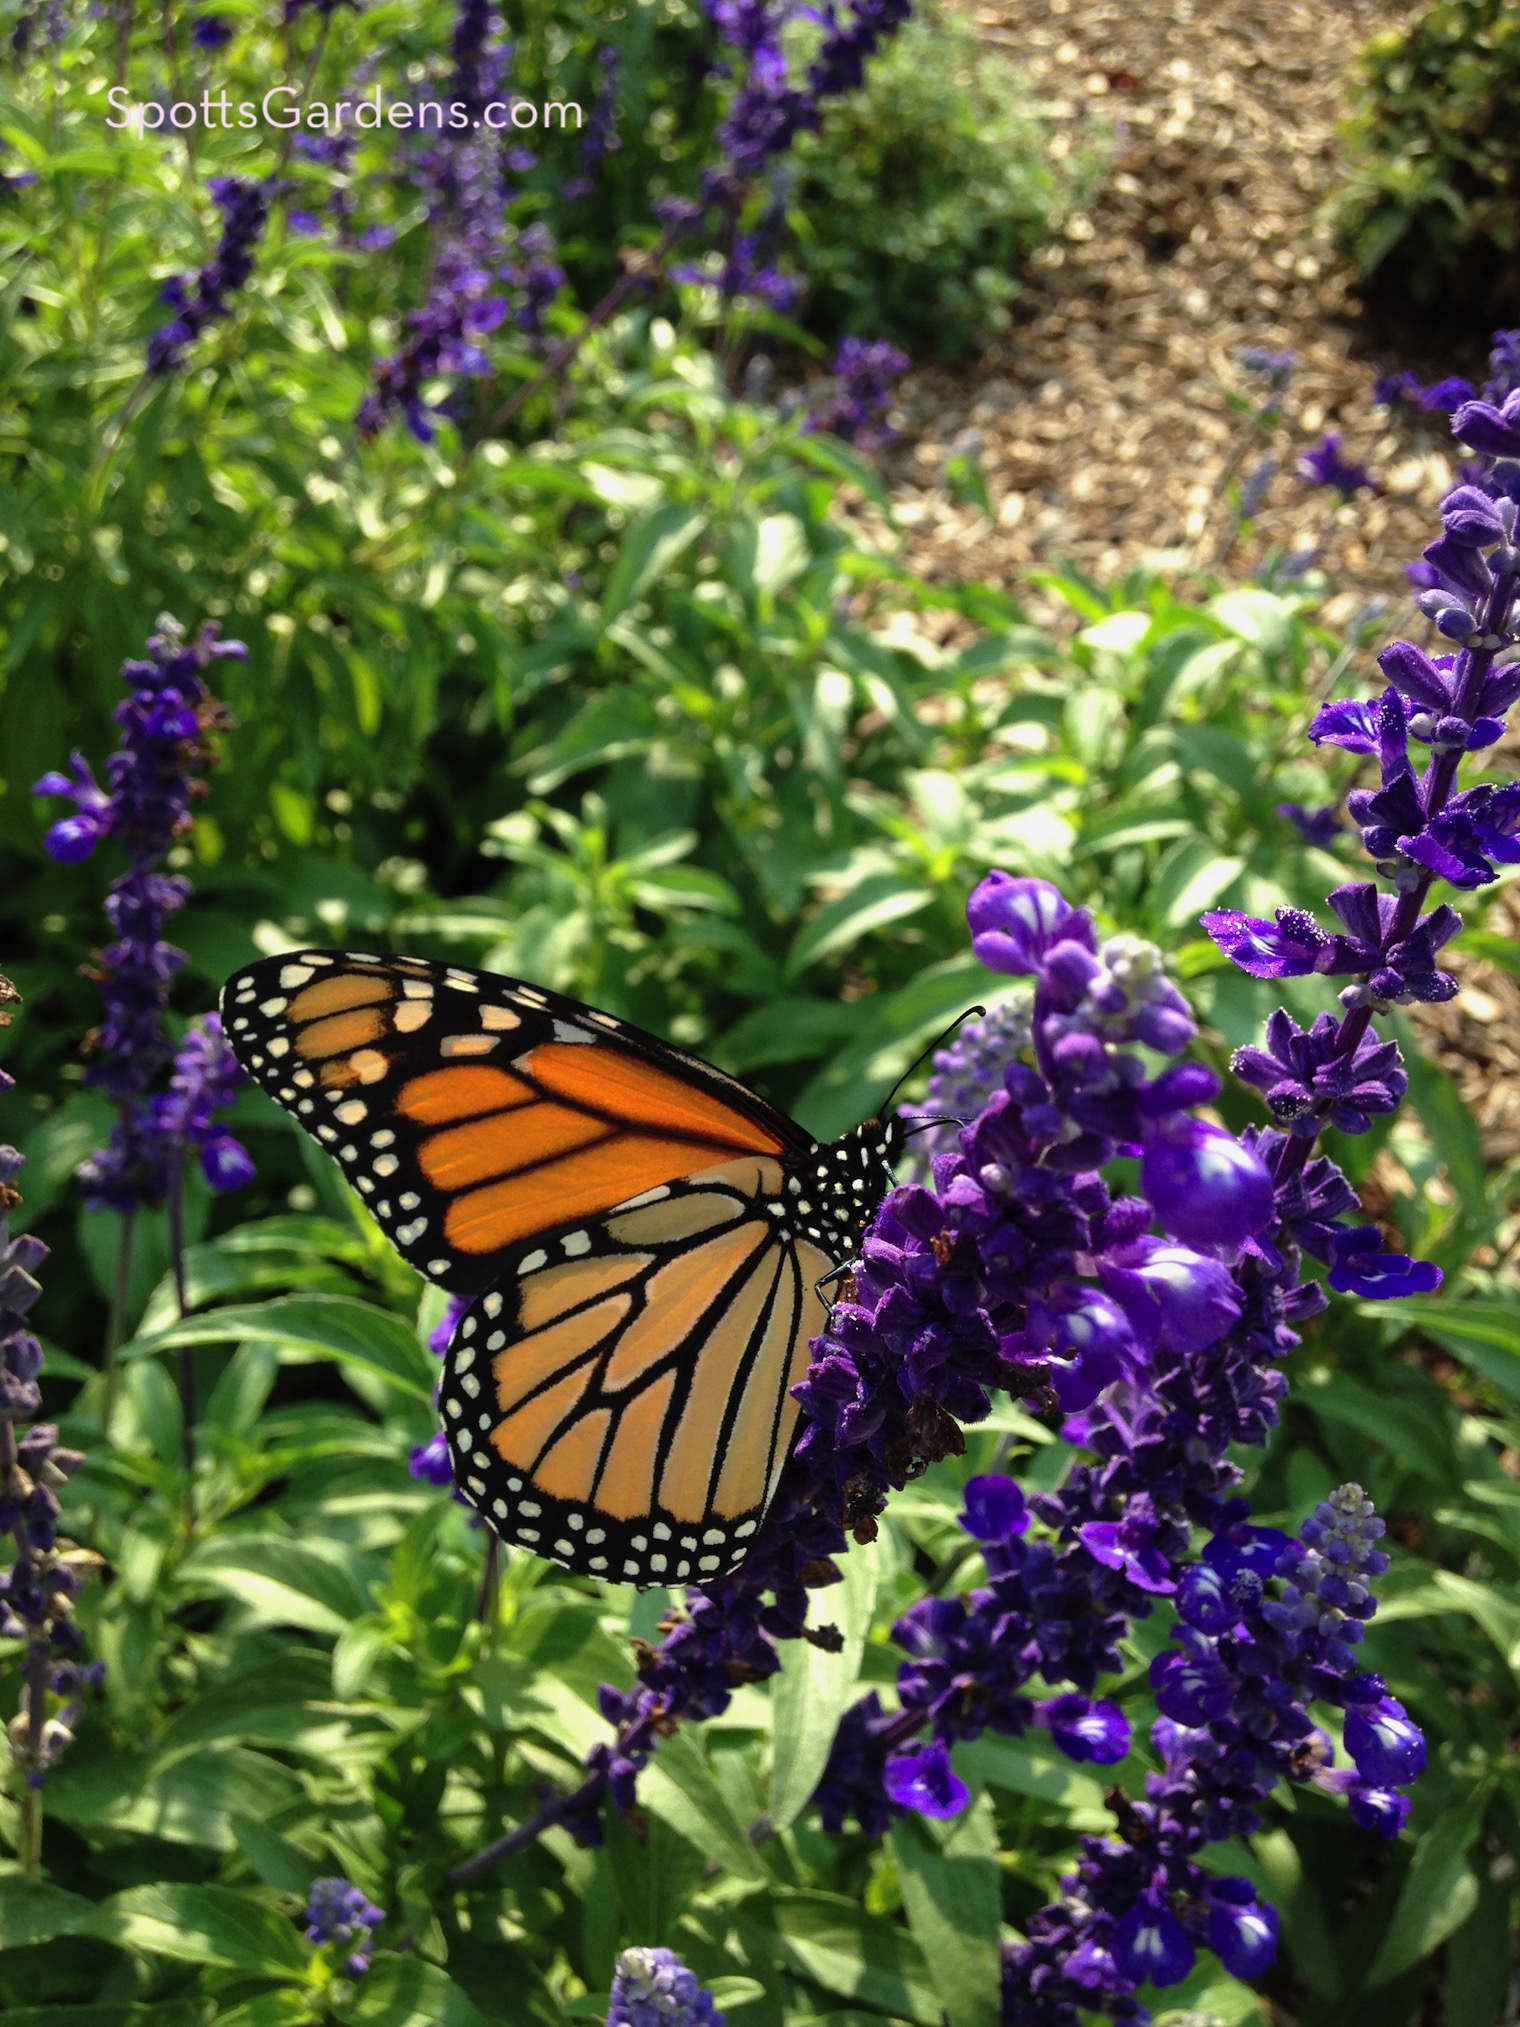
[105,84,583,137]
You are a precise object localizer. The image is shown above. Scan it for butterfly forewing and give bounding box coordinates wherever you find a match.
[220,949,901,1583]
[219,951,804,1295]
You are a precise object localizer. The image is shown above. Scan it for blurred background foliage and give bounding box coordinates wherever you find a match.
[1,1,1520,2024]
[1327,0,1520,313]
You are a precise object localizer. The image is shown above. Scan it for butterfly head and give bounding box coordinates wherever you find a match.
[793,1113,907,1253]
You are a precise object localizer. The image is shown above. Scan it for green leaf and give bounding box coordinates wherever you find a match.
[1445,1857,1516,2027]
[768,1540,877,1833]
[785,873,933,978]
[177,1536,371,1635]
[641,1726,765,1881]
[1208,588,1296,658]
[93,1883,310,1977]
[333,1957,491,2027]
[767,1890,941,2026]
[231,1816,324,1897]
[599,503,705,625]
[891,1793,1002,2027]
[1368,1295,1520,1403]
[1393,1015,1489,1227]
[0,1880,100,1949]
[46,1745,303,1851]
[121,1295,435,1403]
[955,1735,1109,1823]
[1367,1802,1483,1984]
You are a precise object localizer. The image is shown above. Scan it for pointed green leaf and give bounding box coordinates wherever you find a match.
[641,1725,765,1881]
[892,1792,1003,2027]
[1367,1803,1483,1985]
[0,1880,99,1949]
[93,1882,310,1976]
[768,1540,877,1833]
[333,1956,491,2027]
[121,1295,435,1402]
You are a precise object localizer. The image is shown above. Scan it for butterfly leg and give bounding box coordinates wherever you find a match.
[814,1261,857,1323]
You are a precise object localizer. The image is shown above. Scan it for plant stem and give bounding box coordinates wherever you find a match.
[166,1150,195,1482]
[103,1208,136,1430]
[475,1531,500,1631]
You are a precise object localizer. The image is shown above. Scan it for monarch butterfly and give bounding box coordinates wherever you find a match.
[219,950,912,1588]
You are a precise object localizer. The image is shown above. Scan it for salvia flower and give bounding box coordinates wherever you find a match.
[901,996,1033,1170]
[606,1945,724,2027]
[303,1877,384,1978]
[147,177,271,376]
[34,616,248,1213]
[1000,1486,1415,2019]
[1298,431,1376,499]
[805,337,909,450]
[1,1128,102,1802]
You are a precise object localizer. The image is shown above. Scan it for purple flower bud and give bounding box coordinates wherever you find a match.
[966,873,1091,976]
[1140,1121,1275,1250]
[1039,1693,1130,1764]
[1327,1246,1442,1299]
[199,1132,255,1192]
[1344,1697,1426,1786]
[408,1433,454,1487]
[1348,1784,1411,1838]
[960,1474,1028,1542]
[1207,1882,1278,1977]
[883,1739,969,1819]
[1112,1899,1195,1987]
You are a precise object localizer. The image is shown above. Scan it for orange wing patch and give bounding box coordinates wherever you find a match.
[446,1135,733,1255]
[520,1043,784,1155]
[400,1065,535,1124]
[289,972,391,1021]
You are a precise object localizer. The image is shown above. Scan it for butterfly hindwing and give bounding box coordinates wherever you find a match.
[219,950,805,1295]
[440,1156,837,1584]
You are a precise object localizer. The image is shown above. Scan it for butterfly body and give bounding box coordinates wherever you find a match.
[220,950,902,1584]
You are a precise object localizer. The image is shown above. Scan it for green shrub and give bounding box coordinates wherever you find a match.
[1326,0,1520,307]
[787,8,1100,359]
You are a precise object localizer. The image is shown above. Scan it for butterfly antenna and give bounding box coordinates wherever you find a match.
[880,1006,986,1117]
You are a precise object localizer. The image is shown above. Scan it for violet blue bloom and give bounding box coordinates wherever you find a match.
[606,1945,725,2027]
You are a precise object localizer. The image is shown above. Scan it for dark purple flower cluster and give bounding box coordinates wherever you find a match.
[0,1135,102,1799]
[699,0,910,303]
[1298,431,1376,500]
[147,176,271,376]
[805,337,909,450]
[562,47,622,203]
[358,2,564,439]
[303,1877,384,1978]
[606,1945,725,2027]
[33,616,251,1213]
[1001,1485,1419,2021]
[411,1293,471,1485]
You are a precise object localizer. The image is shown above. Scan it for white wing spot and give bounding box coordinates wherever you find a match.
[517,1528,540,1544]
[371,1130,395,1148]
[350,1049,388,1084]
[461,1374,480,1399]
[585,1528,606,1544]
[652,1522,671,1541]
[517,1251,547,1275]
[561,1231,591,1257]
[317,1126,336,1143]
[552,1021,595,1044]
[480,1004,520,1031]
[259,997,288,1016]
[279,964,315,988]
[455,1346,475,1373]
[445,1399,462,1418]
[335,1100,367,1124]
[397,1216,428,1243]
[374,1153,399,1178]
[484,1293,504,1317]
[402,979,434,999]
[486,1332,506,1351]
[427,1258,451,1277]
[267,1037,290,1058]
[518,1500,541,1518]
[393,1001,431,1033]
